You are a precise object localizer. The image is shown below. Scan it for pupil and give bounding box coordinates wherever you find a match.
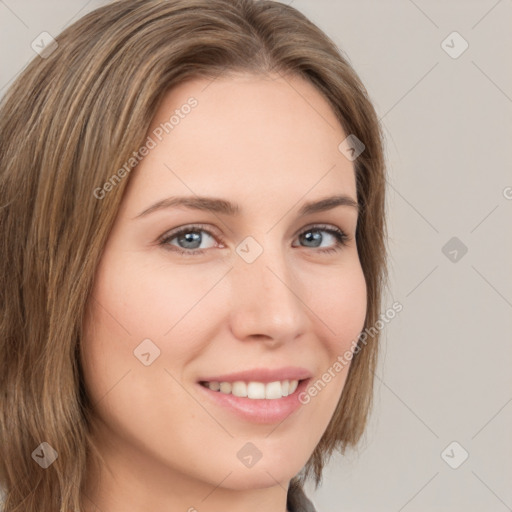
[179,231,201,249]
[303,230,321,247]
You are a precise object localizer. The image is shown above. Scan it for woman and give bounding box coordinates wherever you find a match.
[0,1,387,511]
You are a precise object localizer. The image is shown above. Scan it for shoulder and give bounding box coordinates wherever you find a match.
[287,482,318,512]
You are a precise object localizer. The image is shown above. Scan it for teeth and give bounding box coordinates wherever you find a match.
[231,381,247,397]
[204,379,300,399]
[247,382,266,399]
[219,382,232,394]
[264,381,283,399]
[208,381,220,391]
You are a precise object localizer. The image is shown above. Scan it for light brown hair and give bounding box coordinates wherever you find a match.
[0,0,387,510]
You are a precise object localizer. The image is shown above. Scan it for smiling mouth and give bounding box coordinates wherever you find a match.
[199,379,302,399]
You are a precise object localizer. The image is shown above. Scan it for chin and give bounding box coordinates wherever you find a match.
[219,469,294,491]
[214,455,308,491]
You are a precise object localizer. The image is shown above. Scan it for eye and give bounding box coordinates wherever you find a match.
[293,224,350,254]
[158,223,351,256]
[159,224,221,256]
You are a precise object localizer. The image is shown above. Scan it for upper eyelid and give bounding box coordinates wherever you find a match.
[159,222,349,244]
[159,223,222,242]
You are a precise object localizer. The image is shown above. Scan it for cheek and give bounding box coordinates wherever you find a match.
[296,271,366,431]
[84,251,231,360]
[79,251,235,432]
[291,259,367,411]
[306,259,367,355]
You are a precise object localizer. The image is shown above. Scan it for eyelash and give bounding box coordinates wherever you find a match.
[158,223,351,257]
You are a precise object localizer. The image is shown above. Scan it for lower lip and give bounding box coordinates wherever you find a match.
[197,379,311,424]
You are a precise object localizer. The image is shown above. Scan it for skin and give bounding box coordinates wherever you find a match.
[81,72,367,512]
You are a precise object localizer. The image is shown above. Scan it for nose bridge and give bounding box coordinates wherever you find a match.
[229,239,307,342]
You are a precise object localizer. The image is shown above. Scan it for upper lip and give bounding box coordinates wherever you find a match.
[198,366,313,384]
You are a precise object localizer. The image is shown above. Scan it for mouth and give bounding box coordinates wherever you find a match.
[196,375,312,424]
[199,378,303,399]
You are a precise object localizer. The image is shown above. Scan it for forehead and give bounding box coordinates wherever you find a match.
[124,73,356,213]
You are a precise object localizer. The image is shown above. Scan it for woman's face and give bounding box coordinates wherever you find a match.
[82,72,367,507]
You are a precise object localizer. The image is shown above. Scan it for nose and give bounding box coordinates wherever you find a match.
[228,244,309,346]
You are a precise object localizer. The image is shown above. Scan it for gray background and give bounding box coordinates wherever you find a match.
[1,1,511,511]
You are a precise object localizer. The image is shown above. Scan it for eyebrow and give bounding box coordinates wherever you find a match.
[133,193,359,219]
